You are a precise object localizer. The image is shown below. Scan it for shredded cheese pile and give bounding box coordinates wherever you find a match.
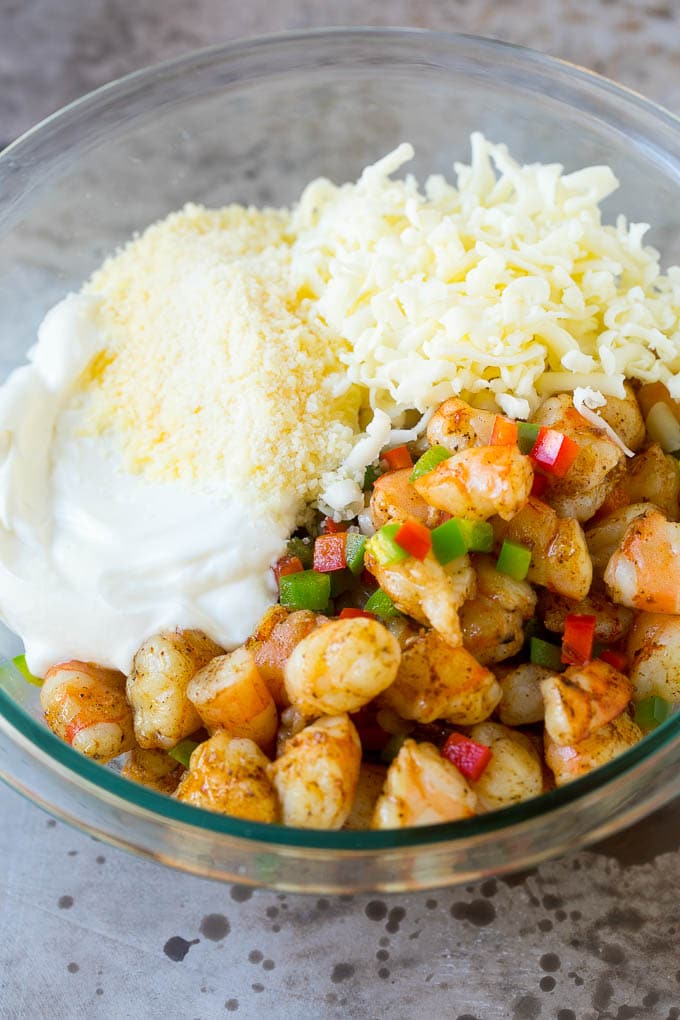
[80,134,680,520]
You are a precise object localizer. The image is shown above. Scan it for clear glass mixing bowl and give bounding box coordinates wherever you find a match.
[1,29,680,893]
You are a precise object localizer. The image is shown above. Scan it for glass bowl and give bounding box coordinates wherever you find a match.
[1,29,680,893]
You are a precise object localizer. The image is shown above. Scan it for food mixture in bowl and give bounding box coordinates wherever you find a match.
[2,135,680,829]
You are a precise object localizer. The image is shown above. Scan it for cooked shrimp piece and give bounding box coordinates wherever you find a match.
[41,661,135,763]
[343,763,388,830]
[269,714,361,829]
[121,747,183,794]
[372,739,477,828]
[531,393,625,521]
[413,445,533,522]
[175,731,278,822]
[545,712,642,786]
[495,497,592,602]
[467,722,544,811]
[370,468,447,530]
[604,509,680,613]
[460,555,537,665]
[381,630,501,725]
[426,397,496,451]
[283,617,401,716]
[127,630,223,749]
[541,659,633,746]
[364,546,476,646]
[187,647,278,751]
[585,503,657,580]
[248,607,324,707]
[599,385,646,452]
[627,611,680,702]
[620,444,680,521]
[497,663,549,726]
[538,590,633,645]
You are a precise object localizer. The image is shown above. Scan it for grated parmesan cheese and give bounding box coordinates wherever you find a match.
[79,136,680,521]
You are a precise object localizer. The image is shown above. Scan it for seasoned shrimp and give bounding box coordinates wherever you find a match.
[269,714,361,829]
[599,385,646,452]
[531,394,625,521]
[584,503,657,580]
[371,739,477,828]
[283,617,401,716]
[538,590,633,645]
[494,497,592,602]
[627,611,680,702]
[544,712,642,786]
[380,630,501,725]
[121,747,183,794]
[343,763,388,830]
[426,397,496,451]
[127,630,223,749]
[370,468,447,530]
[41,661,135,763]
[460,555,537,665]
[187,647,278,751]
[604,509,680,613]
[363,546,476,646]
[467,722,544,812]
[175,731,278,822]
[620,444,680,521]
[540,659,633,746]
[497,662,549,726]
[248,607,325,707]
[413,445,533,522]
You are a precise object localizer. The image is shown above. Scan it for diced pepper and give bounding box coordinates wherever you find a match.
[634,696,672,730]
[345,532,367,575]
[530,636,564,672]
[431,517,493,565]
[410,445,453,482]
[364,588,401,620]
[490,416,519,447]
[363,464,382,490]
[517,421,541,455]
[339,607,377,620]
[273,555,304,585]
[279,570,331,612]
[441,732,492,782]
[313,533,347,572]
[286,536,314,570]
[530,473,548,498]
[495,539,532,581]
[383,445,413,471]
[367,523,409,566]
[561,613,596,666]
[530,427,580,478]
[457,519,494,553]
[597,648,628,672]
[395,520,432,561]
[323,517,348,534]
[12,653,43,687]
[380,732,407,764]
[168,739,199,769]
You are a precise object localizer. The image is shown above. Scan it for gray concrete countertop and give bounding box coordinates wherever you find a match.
[2,2,680,1018]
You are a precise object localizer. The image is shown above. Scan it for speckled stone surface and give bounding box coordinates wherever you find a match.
[2,2,680,1018]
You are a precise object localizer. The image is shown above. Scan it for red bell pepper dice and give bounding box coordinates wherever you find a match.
[561,613,596,665]
[272,555,304,585]
[490,416,519,446]
[394,520,432,561]
[383,445,413,471]
[338,608,377,620]
[530,427,579,478]
[441,732,492,781]
[313,533,347,572]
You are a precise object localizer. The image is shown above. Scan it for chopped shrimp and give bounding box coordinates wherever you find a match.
[248,606,325,707]
[545,713,642,786]
[121,747,183,794]
[584,503,658,580]
[538,590,633,645]
[370,468,447,529]
[620,444,680,521]
[531,394,625,521]
[41,661,135,763]
[599,385,646,452]
[364,547,476,646]
[426,397,496,451]
[269,714,361,829]
[494,497,592,602]
[540,659,633,746]
[380,630,501,725]
[175,731,278,822]
[187,647,278,751]
[371,739,477,828]
[343,763,388,830]
[413,445,533,522]
[459,555,537,665]
[604,509,680,613]
[467,722,544,811]
[283,617,401,716]
[627,612,680,702]
[497,663,549,726]
[126,630,223,749]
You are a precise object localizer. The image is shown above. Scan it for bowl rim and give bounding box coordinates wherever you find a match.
[1,26,680,853]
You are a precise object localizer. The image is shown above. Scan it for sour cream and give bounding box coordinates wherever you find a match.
[0,295,289,675]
